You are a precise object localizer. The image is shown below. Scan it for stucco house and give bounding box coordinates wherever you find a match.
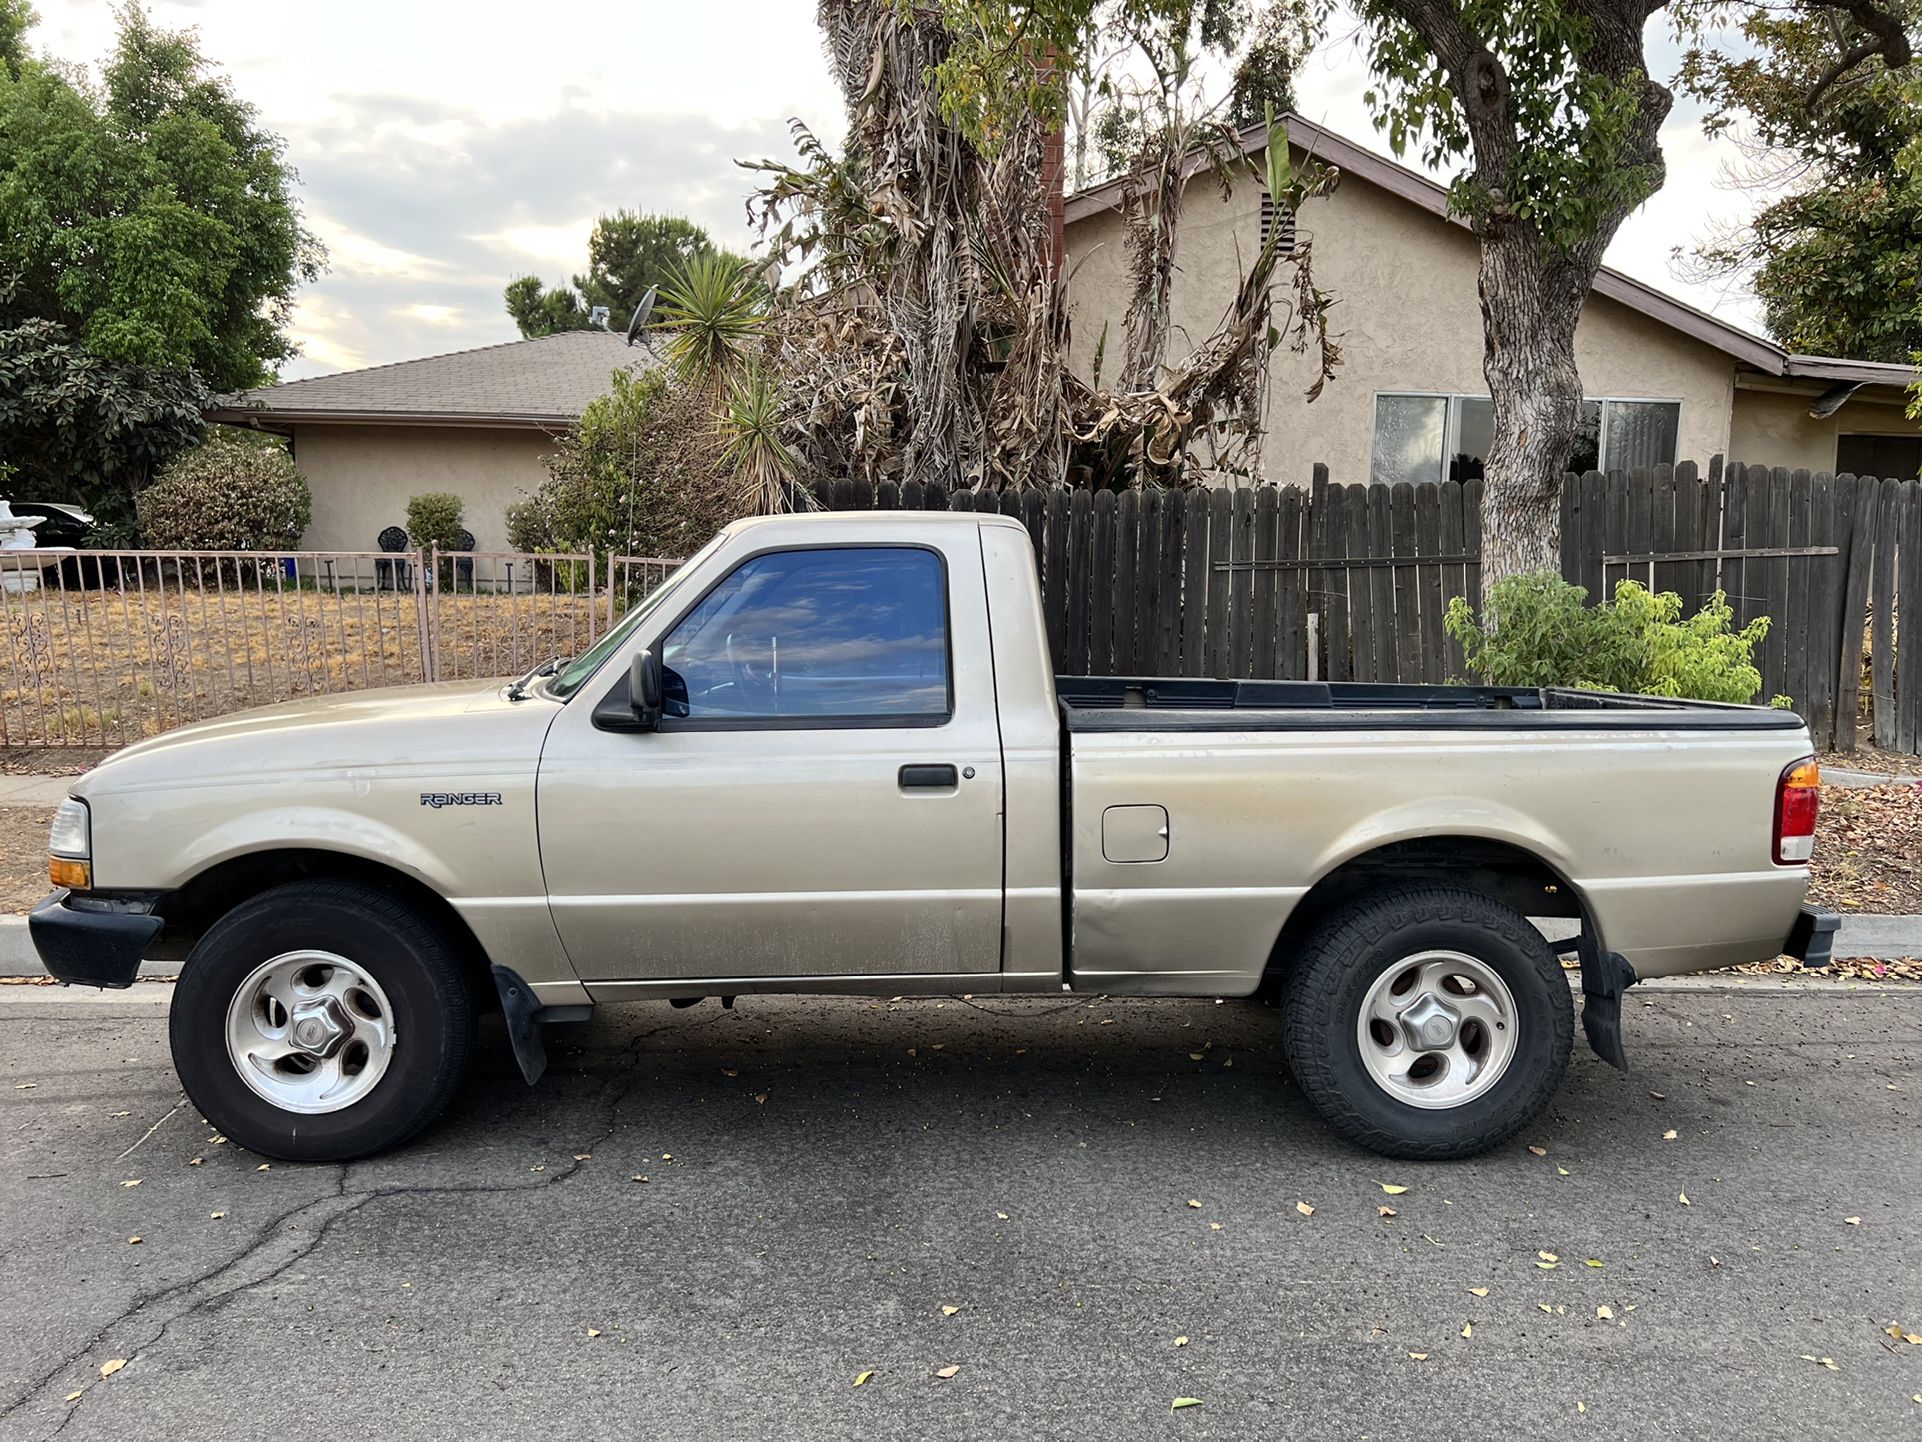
[210,329,659,551]
[1063,114,1922,487]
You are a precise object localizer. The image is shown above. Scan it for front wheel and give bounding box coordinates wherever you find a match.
[171,881,476,1161]
[1279,883,1572,1160]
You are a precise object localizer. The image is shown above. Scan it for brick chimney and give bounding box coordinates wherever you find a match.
[1041,120,1066,278]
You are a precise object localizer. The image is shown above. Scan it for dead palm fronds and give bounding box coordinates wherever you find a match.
[739,2,1341,497]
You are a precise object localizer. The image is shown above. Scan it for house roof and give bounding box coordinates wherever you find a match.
[1065,113,1918,393]
[209,328,664,430]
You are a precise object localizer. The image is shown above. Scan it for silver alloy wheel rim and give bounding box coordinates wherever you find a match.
[224,951,397,1114]
[1355,950,1518,1110]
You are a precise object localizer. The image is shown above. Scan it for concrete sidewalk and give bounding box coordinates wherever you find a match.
[0,774,76,807]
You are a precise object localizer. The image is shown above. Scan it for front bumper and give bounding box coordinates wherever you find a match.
[29,890,163,988]
[1783,905,1841,970]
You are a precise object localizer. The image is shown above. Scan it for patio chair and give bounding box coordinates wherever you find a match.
[375,525,411,591]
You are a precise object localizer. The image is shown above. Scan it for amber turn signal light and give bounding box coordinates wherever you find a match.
[49,856,91,890]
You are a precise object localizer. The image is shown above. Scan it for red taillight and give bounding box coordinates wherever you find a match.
[1773,758,1820,865]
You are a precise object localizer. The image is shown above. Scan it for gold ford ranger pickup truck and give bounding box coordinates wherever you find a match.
[32,511,1837,1162]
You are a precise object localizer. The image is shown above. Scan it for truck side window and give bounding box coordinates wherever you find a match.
[659,547,950,721]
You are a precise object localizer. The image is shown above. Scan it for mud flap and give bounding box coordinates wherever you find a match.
[491,965,563,1086]
[1577,941,1638,1074]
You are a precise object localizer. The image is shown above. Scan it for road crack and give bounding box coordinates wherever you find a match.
[7,1069,649,1441]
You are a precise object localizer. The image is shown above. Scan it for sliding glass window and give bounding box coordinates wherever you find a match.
[1370,393,1679,482]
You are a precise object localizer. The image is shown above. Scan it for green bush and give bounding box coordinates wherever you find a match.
[405,492,466,553]
[503,496,553,554]
[520,367,744,562]
[137,430,311,551]
[1444,572,1773,704]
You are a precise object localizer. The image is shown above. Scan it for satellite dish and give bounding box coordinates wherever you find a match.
[624,287,658,347]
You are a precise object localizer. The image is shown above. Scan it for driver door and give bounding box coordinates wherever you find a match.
[536,530,1006,986]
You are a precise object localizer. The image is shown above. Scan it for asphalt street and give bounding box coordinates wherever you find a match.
[1,982,1918,1442]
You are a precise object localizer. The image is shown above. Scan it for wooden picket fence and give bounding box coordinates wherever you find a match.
[813,456,1922,756]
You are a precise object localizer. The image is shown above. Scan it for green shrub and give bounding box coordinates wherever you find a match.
[137,430,311,551]
[504,496,553,554]
[521,367,743,562]
[1444,572,1772,704]
[405,492,466,553]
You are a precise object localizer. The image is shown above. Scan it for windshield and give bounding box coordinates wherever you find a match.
[547,533,726,699]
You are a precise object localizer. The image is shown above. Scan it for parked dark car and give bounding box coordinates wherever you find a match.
[4,502,110,588]
[8,501,95,548]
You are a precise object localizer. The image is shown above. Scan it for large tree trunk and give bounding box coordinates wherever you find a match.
[1374,1,1673,608]
[1475,228,1587,598]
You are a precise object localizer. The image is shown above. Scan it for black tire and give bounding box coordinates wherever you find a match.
[170,881,476,1162]
[1279,883,1572,1161]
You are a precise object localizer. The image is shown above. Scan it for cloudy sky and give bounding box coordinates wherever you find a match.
[31,1,1767,381]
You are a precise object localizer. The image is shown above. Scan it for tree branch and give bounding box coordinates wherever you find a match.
[1803,0,1914,112]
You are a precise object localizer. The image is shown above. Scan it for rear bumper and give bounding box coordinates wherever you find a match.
[1783,905,1841,970]
[28,890,163,988]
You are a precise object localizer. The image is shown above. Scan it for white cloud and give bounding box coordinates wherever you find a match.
[307,215,461,283]
[467,220,598,273]
[393,304,467,328]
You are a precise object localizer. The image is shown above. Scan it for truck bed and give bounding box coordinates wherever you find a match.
[1056,677,1803,732]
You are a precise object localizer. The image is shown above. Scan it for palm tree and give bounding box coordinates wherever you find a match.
[716,366,797,514]
[656,254,765,399]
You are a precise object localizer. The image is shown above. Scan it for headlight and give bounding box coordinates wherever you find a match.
[49,797,90,859]
[49,797,92,890]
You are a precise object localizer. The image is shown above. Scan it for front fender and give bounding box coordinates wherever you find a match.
[116,803,467,898]
[90,787,589,1008]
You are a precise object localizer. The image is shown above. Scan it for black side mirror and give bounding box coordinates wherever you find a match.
[629,648,663,728]
[591,647,669,733]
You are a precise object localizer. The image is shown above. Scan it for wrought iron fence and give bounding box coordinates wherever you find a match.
[605,556,683,629]
[0,547,684,748]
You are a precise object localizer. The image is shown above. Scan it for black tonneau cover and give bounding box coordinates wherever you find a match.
[1056,677,1803,733]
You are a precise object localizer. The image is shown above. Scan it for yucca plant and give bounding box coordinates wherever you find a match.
[716,366,797,515]
[656,254,765,398]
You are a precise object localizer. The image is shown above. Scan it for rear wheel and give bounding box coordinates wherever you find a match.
[1279,883,1571,1160]
[171,881,475,1161]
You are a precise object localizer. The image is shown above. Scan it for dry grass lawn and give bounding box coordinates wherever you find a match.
[1,587,605,748]
[0,807,52,915]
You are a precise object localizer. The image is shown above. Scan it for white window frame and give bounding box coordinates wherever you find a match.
[1369,391,1684,482]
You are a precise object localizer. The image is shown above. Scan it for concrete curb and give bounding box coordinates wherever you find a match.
[0,916,177,979]
[1823,767,1921,789]
[1832,914,1922,959]
[3,971,1919,1016]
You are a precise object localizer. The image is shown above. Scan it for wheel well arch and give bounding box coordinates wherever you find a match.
[1264,835,1597,983]
[152,848,495,1007]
